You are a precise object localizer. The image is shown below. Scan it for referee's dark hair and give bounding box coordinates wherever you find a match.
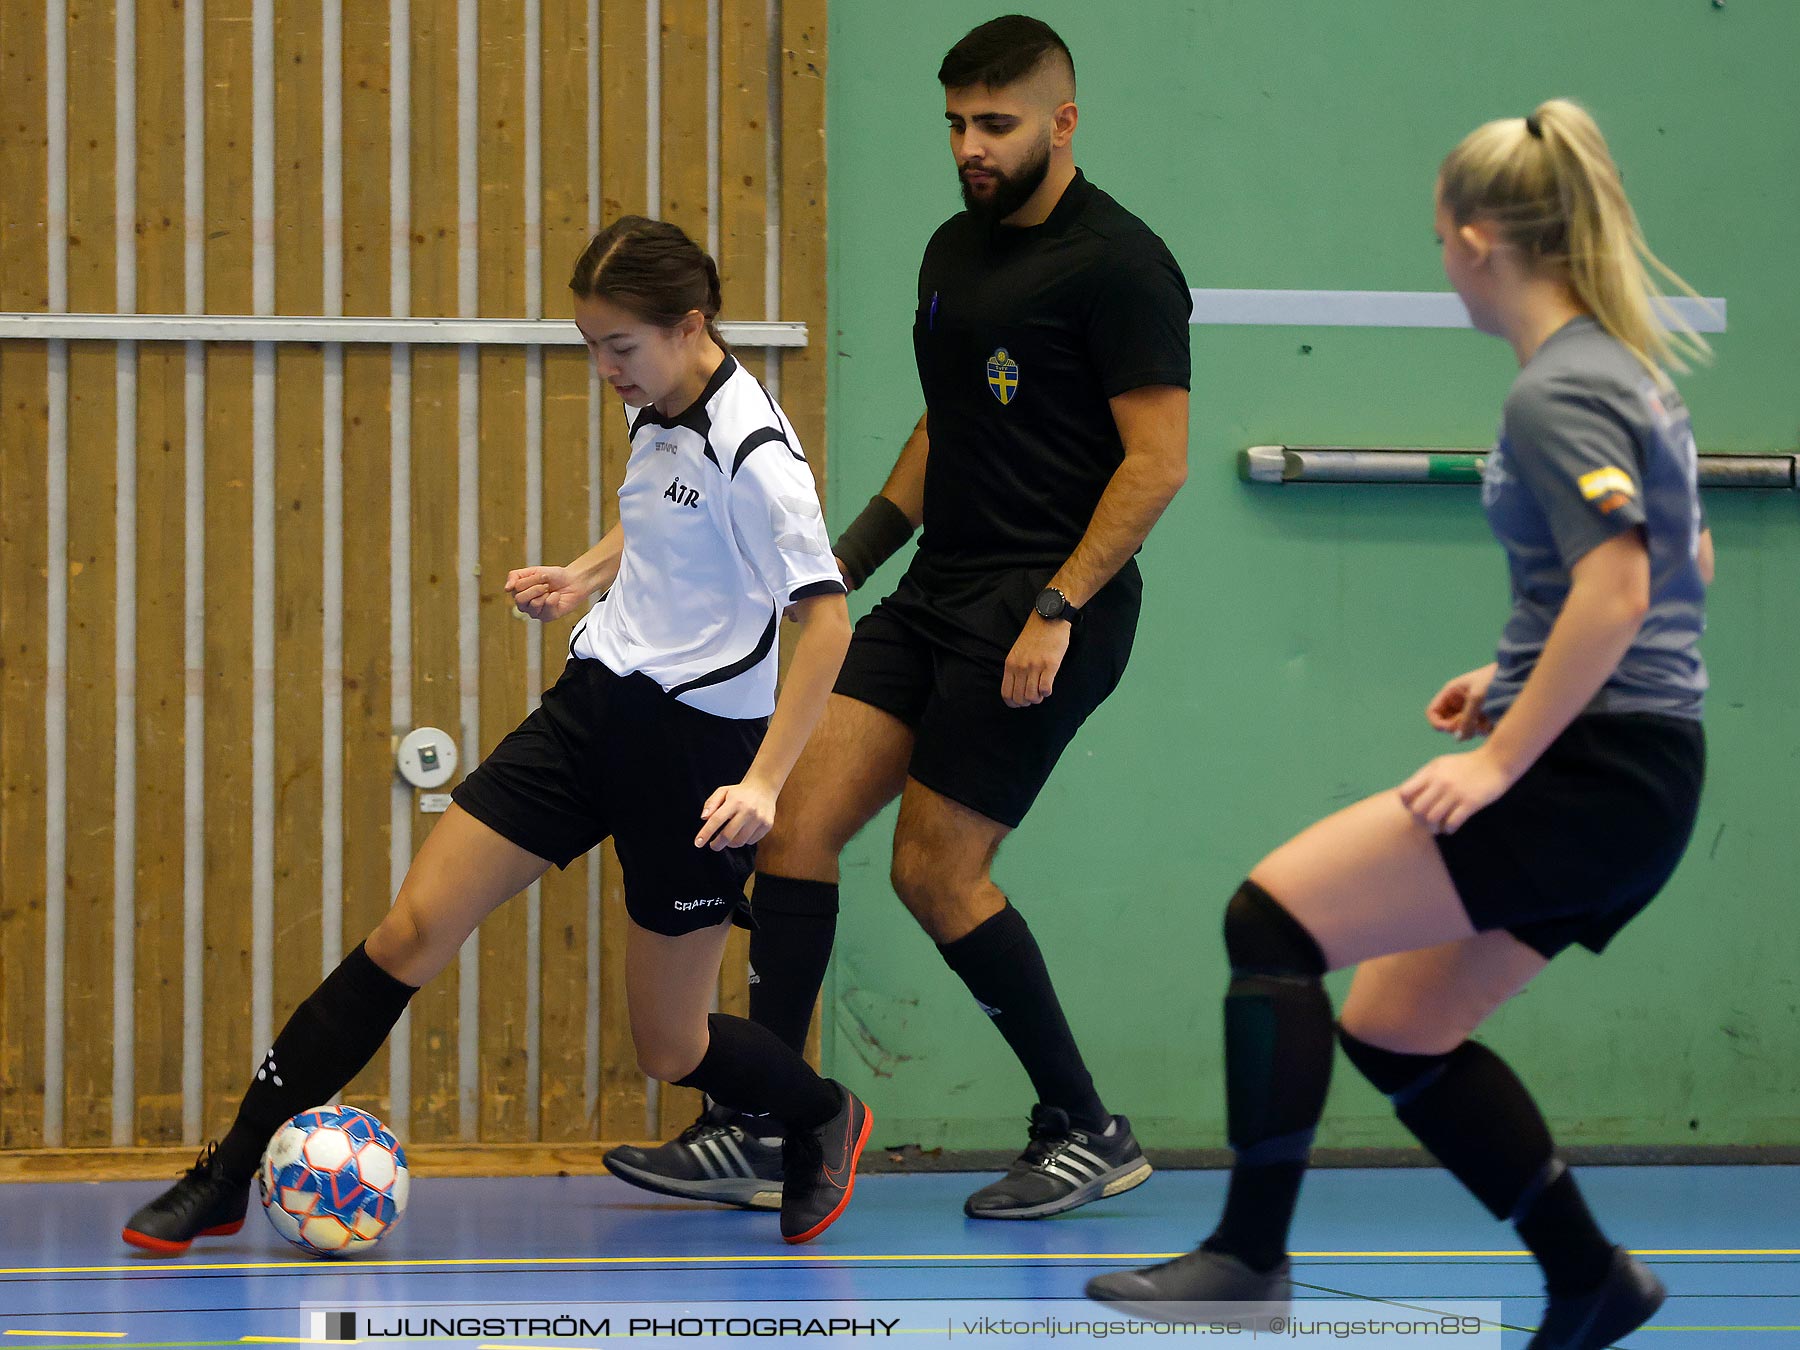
[937,14,1075,93]
[569,216,728,349]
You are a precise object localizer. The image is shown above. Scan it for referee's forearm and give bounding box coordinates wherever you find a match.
[1050,458,1187,607]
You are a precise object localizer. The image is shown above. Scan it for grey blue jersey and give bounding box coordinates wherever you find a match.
[1480,316,1707,721]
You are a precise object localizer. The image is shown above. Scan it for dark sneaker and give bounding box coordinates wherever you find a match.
[964,1105,1153,1219]
[121,1142,250,1256]
[1087,1246,1290,1326]
[1527,1247,1667,1349]
[603,1102,785,1210]
[779,1082,872,1244]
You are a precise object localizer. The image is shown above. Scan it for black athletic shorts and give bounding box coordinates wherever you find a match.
[1437,711,1705,959]
[833,564,1139,829]
[451,656,765,937]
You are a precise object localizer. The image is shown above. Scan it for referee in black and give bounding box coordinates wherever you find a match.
[604,13,1192,1219]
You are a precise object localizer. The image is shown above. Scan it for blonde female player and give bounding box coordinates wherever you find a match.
[124,216,870,1251]
[1088,100,1713,1350]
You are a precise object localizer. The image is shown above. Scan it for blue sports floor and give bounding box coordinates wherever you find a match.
[3,1166,1796,1347]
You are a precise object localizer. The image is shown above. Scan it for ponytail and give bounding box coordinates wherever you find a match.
[1440,98,1711,381]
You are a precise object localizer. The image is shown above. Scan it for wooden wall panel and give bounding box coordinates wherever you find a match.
[405,0,466,1142]
[475,0,531,1143]
[1,0,830,1158]
[0,0,51,1152]
[338,3,396,1121]
[200,0,258,1137]
[272,0,327,1039]
[130,0,191,1146]
[62,0,120,1147]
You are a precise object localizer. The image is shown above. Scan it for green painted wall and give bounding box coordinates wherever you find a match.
[820,0,1800,1152]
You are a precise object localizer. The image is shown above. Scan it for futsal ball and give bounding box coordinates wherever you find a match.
[258,1105,410,1256]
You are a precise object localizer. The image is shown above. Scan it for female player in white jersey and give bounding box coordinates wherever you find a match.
[1089,101,1713,1350]
[125,217,870,1251]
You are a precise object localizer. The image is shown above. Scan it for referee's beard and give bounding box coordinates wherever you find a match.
[959,139,1051,223]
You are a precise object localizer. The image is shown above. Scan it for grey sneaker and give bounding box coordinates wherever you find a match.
[964,1105,1153,1219]
[602,1103,784,1210]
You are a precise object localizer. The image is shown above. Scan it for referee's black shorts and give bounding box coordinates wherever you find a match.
[451,656,765,936]
[832,568,1139,829]
[1437,711,1705,959]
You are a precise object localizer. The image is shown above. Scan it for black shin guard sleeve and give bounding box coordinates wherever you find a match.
[937,903,1107,1130]
[746,874,839,1054]
[675,1013,839,1132]
[216,943,417,1181]
[1205,881,1333,1273]
[1222,881,1332,1161]
[1338,1030,1553,1221]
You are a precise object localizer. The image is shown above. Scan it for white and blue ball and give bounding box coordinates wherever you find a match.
[259,1105,409,1256]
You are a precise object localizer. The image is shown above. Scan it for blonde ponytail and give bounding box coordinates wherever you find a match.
[1440,98,1712,382]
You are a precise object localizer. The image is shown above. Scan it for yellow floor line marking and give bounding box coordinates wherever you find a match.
[3,1333,128,1339]
[4,1247,1796,1278]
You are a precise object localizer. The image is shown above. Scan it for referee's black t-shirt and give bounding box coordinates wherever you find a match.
[900,170,1190,652]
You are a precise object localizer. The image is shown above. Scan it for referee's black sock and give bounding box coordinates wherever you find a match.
[936,902,1110,1133]
[746,874,839,1054]
[676,1013,840,1132]
[1202,881,1334,1275]
[215,942,418,1184]
[1338,1030,1614,1297]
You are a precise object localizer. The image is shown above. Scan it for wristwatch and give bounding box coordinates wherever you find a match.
[1033,586,1081,625]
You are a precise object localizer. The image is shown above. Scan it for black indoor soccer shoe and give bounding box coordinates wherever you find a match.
[121,1142,251,1256]
[1086,1246,1291,1325]
[963,1104,1153,1219]
[779,1082,872,1244]
[602,1102,785,1210]
[1526,1246,1667,1349]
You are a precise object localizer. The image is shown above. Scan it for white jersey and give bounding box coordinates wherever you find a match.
[570,354,843,719]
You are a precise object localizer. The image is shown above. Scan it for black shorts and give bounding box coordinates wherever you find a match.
[451,657,765,937]
[1437,711,1705,959]
[833,567,1139,829]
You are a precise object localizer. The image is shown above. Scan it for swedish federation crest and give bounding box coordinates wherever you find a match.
[986,347,1020,405]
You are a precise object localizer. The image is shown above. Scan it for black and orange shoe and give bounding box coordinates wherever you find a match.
[121,1143,250,1256]
[778,1083,872,1245]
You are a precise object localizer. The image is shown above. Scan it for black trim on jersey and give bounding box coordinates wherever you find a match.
[631,354,739,436]
[628,405,658,440]
[568,614,590,659]
[729,426,791,478]
[755,382,809,461]
[665,606,779,700]
[789,579,847,602]
[701,440,724,474]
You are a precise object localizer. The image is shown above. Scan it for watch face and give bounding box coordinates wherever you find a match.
[1035,589,1062,619]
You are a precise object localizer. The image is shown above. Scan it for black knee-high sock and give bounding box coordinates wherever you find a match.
[676,1013,840,1132]
[936,903,1108,1132]
[215,942,418,1183]
[1203,881,1334,1274]
[1338,1030,1613,1296]
[746,874,839,1054]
